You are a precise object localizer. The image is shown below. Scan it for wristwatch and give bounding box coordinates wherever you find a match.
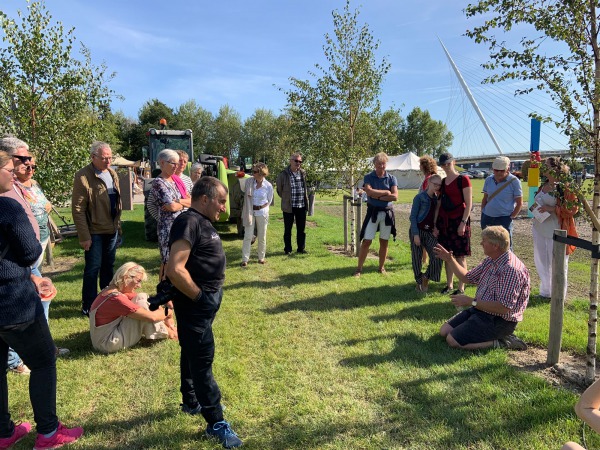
[471,300,477,307]
[461,219,468,224]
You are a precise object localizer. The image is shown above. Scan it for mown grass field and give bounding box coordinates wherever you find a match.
[6,188,599,449]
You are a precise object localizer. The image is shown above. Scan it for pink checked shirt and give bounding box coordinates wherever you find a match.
[466,251,530,322]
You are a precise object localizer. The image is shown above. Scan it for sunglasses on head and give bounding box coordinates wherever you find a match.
[13,155,32,163]
[25,165,38,171]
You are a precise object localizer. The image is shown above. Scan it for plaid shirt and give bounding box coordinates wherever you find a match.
[466,251,530,322]
[289,168,306,208]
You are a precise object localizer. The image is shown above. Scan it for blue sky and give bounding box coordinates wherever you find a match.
[1,0,568,157]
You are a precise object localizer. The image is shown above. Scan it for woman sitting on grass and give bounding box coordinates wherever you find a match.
[89,262,177,353]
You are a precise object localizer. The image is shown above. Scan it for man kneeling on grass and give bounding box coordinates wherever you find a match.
[433,225,530,351]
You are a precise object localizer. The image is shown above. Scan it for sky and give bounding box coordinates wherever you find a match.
[1,0,569,157]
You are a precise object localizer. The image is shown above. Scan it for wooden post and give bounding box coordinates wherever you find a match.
[44,241,54,270]
[343,195,350,252]
[547,229,567,365]
[354,199,362,257]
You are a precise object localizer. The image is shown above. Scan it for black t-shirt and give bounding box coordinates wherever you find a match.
[168,208,225,292]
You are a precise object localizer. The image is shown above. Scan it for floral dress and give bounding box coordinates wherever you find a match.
[15,180,50,243]
[152,177,182,263]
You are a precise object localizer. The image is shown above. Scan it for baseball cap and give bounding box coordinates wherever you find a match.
[438,153,454,166]
[492,156,510,171]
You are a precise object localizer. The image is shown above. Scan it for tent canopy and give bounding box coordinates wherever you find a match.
[385,152,423,189]
[112,156,140,167]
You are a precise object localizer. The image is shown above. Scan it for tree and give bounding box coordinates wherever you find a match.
[239,108,281,166]
[175,99,214,156]
[371,107,404,155]
[207,105,242,163]
[283,0,390,192]
[400,107,453,157]
[464,0,600,382]
[0,1,117,203]
[282,0,390,252]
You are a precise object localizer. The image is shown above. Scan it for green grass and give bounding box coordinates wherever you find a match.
[9,199,597,449]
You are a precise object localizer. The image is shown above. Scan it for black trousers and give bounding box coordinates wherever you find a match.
[173,289,224,425]
[0,312,58,436]
[283,207,307,253]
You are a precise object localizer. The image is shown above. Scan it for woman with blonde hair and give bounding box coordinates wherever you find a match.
[89,262,177,353]
[240,162,274,266]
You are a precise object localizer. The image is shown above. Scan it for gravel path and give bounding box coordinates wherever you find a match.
[393,202,594,299]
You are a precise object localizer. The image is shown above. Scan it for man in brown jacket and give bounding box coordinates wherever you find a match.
[72,142,122,315]
[276,153,308,255]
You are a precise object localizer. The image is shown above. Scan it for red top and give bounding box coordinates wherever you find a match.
[440,175,471,219]
[91,291,140,326]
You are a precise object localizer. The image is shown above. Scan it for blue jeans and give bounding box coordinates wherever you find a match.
[82,232,119,313]
[0,313,58,436]
[480,213,514,249]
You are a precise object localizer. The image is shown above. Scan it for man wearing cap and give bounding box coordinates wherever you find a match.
[480,156,522,248]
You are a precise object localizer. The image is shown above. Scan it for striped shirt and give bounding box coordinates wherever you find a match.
[466,251,530,322]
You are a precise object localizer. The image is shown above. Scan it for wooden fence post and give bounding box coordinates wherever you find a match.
[547,229,567,365]
[354,199,362,257]
[343,195,350,252]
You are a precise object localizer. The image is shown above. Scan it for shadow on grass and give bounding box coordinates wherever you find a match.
[384,357,576,448]
[263,283,428,314]
[36,411,200,450]
[340,333,470,368]
[369,300,453,324]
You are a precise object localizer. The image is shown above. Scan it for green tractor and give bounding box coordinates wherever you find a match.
[142,126,250,241]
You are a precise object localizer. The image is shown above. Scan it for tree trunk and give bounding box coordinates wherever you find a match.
[350,173,356,254]
[587,1,599,384]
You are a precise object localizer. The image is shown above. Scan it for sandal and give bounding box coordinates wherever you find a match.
[378,268,387,274]
[354,269,362,278]
[441,286,453,294]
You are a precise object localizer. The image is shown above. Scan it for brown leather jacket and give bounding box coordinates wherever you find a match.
[71,164,122,242]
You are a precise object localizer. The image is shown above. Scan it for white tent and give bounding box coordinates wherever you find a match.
[386,152,423,189]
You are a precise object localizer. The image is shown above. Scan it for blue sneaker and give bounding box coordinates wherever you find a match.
[181,403,202,415]
[205,420,243,448]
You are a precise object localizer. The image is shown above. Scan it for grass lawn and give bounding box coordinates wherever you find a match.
[8,195,598,449]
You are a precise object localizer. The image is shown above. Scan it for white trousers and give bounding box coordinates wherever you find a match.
[242,215,268,263]
[532,226,569,298]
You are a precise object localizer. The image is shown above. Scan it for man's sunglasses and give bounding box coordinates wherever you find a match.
[13,155,32,163]
[291,159,303,163]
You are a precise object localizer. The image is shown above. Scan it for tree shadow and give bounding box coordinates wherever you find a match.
[262,280,426,314]
[339,332,471,369]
